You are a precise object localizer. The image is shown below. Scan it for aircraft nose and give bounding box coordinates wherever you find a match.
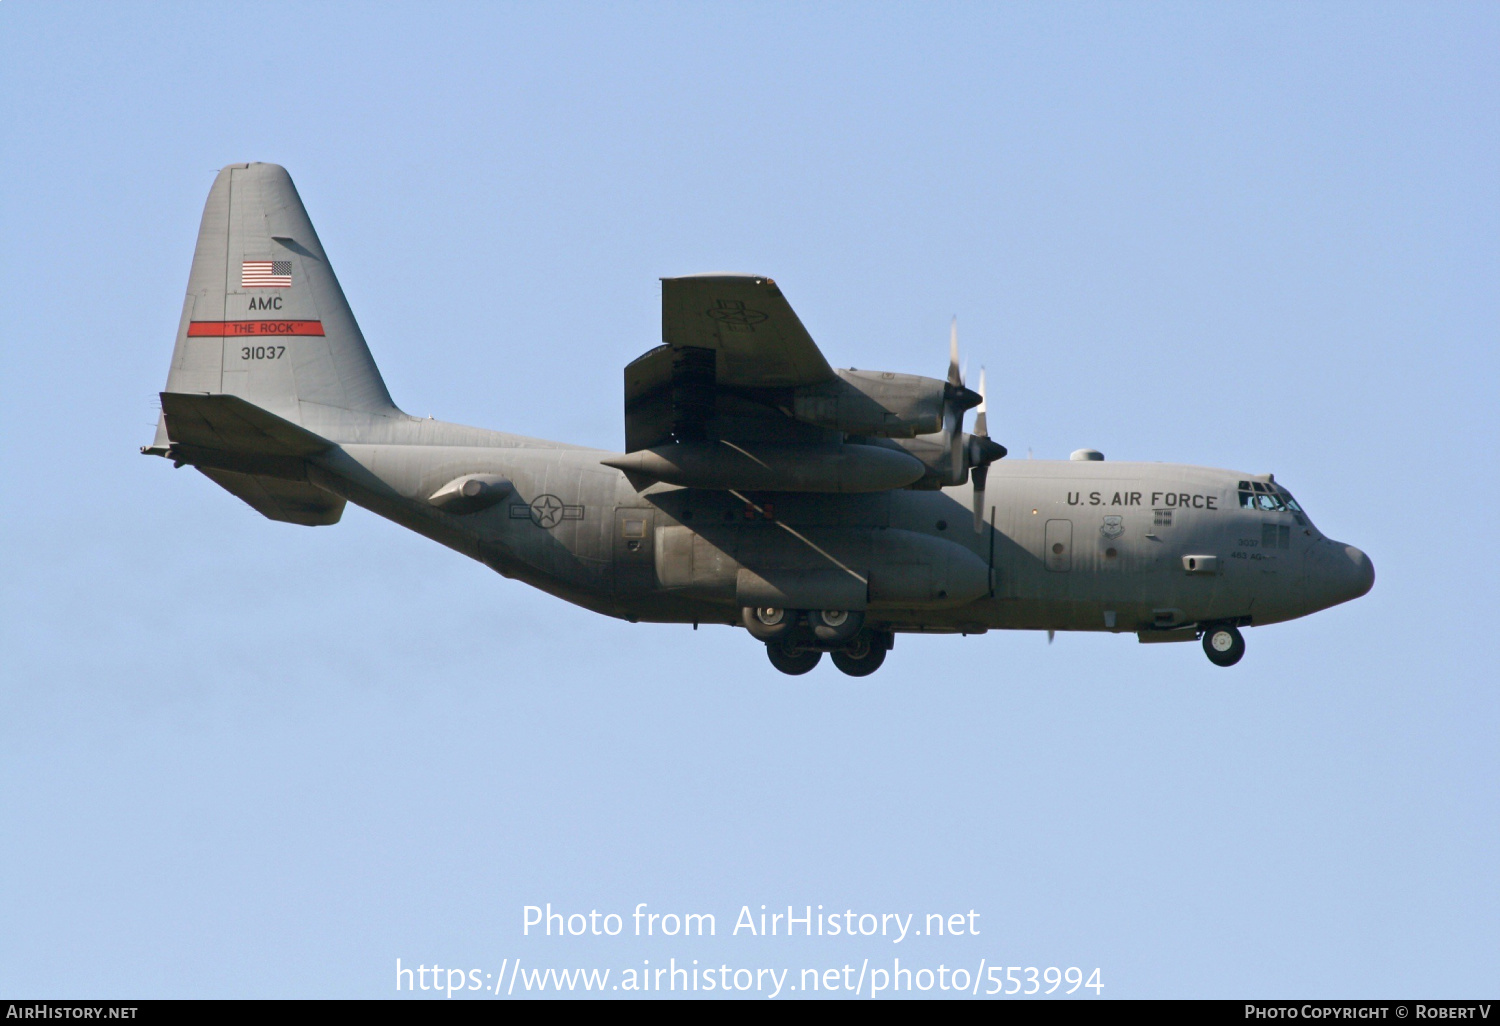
[1343,545,1375,600]
[1307,540,1374,611]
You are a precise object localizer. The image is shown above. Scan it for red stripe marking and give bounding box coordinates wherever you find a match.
[187,321,325,337]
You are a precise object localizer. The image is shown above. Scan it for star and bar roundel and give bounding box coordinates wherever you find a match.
[508,494,586,529]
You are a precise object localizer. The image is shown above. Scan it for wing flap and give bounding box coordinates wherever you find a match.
[623,345,676,452]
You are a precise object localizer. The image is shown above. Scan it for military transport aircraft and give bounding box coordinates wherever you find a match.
[144,163,1374,676]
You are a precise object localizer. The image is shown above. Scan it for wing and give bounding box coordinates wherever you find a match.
[660,274,834,388]
[625,274,837,451]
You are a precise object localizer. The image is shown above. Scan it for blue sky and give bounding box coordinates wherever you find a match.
[2,1,1495,998]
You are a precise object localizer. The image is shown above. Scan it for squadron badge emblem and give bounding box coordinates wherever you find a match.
[1100,515,1125,539]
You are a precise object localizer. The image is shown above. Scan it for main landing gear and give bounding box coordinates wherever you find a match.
[765,635,823,675]
[747,607,892,677]
[829,631,888,677]
[1201,623,1246,667]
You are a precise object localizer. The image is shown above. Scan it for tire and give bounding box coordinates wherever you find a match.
[831,633,888,677]
[742,605,795,642]
[1202,624,1245,667]
[810,609,864,646]
[766,637,821,675]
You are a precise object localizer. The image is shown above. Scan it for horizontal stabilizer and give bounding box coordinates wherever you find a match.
[149,392,344,526]
[158,392,332,458]
[197,468,344,526]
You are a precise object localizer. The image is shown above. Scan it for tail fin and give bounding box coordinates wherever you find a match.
[147,163,397,524]
[153,162,398,441]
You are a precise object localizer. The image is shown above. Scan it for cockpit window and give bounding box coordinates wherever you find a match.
[1238,484,1304,514]
[1237,482,1312,529]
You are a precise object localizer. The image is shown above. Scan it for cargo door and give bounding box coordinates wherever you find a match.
[1045,519,1072,572]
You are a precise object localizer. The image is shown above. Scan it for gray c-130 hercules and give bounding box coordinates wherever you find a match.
[144,163,1373,676]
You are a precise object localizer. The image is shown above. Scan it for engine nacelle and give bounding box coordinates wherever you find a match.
[873,432,1008,489]
[785,369,951,438]
[601,440,925,493]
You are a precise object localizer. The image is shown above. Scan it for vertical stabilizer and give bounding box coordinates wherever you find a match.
[155,162,398,441]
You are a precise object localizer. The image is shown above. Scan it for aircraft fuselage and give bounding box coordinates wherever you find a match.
[297,426,1373,639]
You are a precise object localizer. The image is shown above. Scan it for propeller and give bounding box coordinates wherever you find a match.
[939,318,1004,526]
[941,318,981,485]
[968,366,1008,531]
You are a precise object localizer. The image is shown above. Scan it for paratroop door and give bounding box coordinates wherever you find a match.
[613,508,656,594]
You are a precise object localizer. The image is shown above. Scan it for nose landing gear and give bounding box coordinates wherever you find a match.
[1202,624,1245,667]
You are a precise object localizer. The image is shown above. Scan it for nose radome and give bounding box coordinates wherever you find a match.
[1304,540,1375,613]
[1344,545,1375,599]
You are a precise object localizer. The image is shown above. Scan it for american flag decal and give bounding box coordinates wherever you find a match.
[241,260,292,288]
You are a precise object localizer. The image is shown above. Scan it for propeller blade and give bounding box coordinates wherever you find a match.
[948,317,962,387]
[974,366,987,439]
[949,413,964,483]
[972,464,988,533]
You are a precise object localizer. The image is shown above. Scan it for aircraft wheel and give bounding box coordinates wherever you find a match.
[742,605,794,642]
[831,633,887,677]
[766,637,821,675]
[1202,624,1245,667]
[810,609,864,645]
